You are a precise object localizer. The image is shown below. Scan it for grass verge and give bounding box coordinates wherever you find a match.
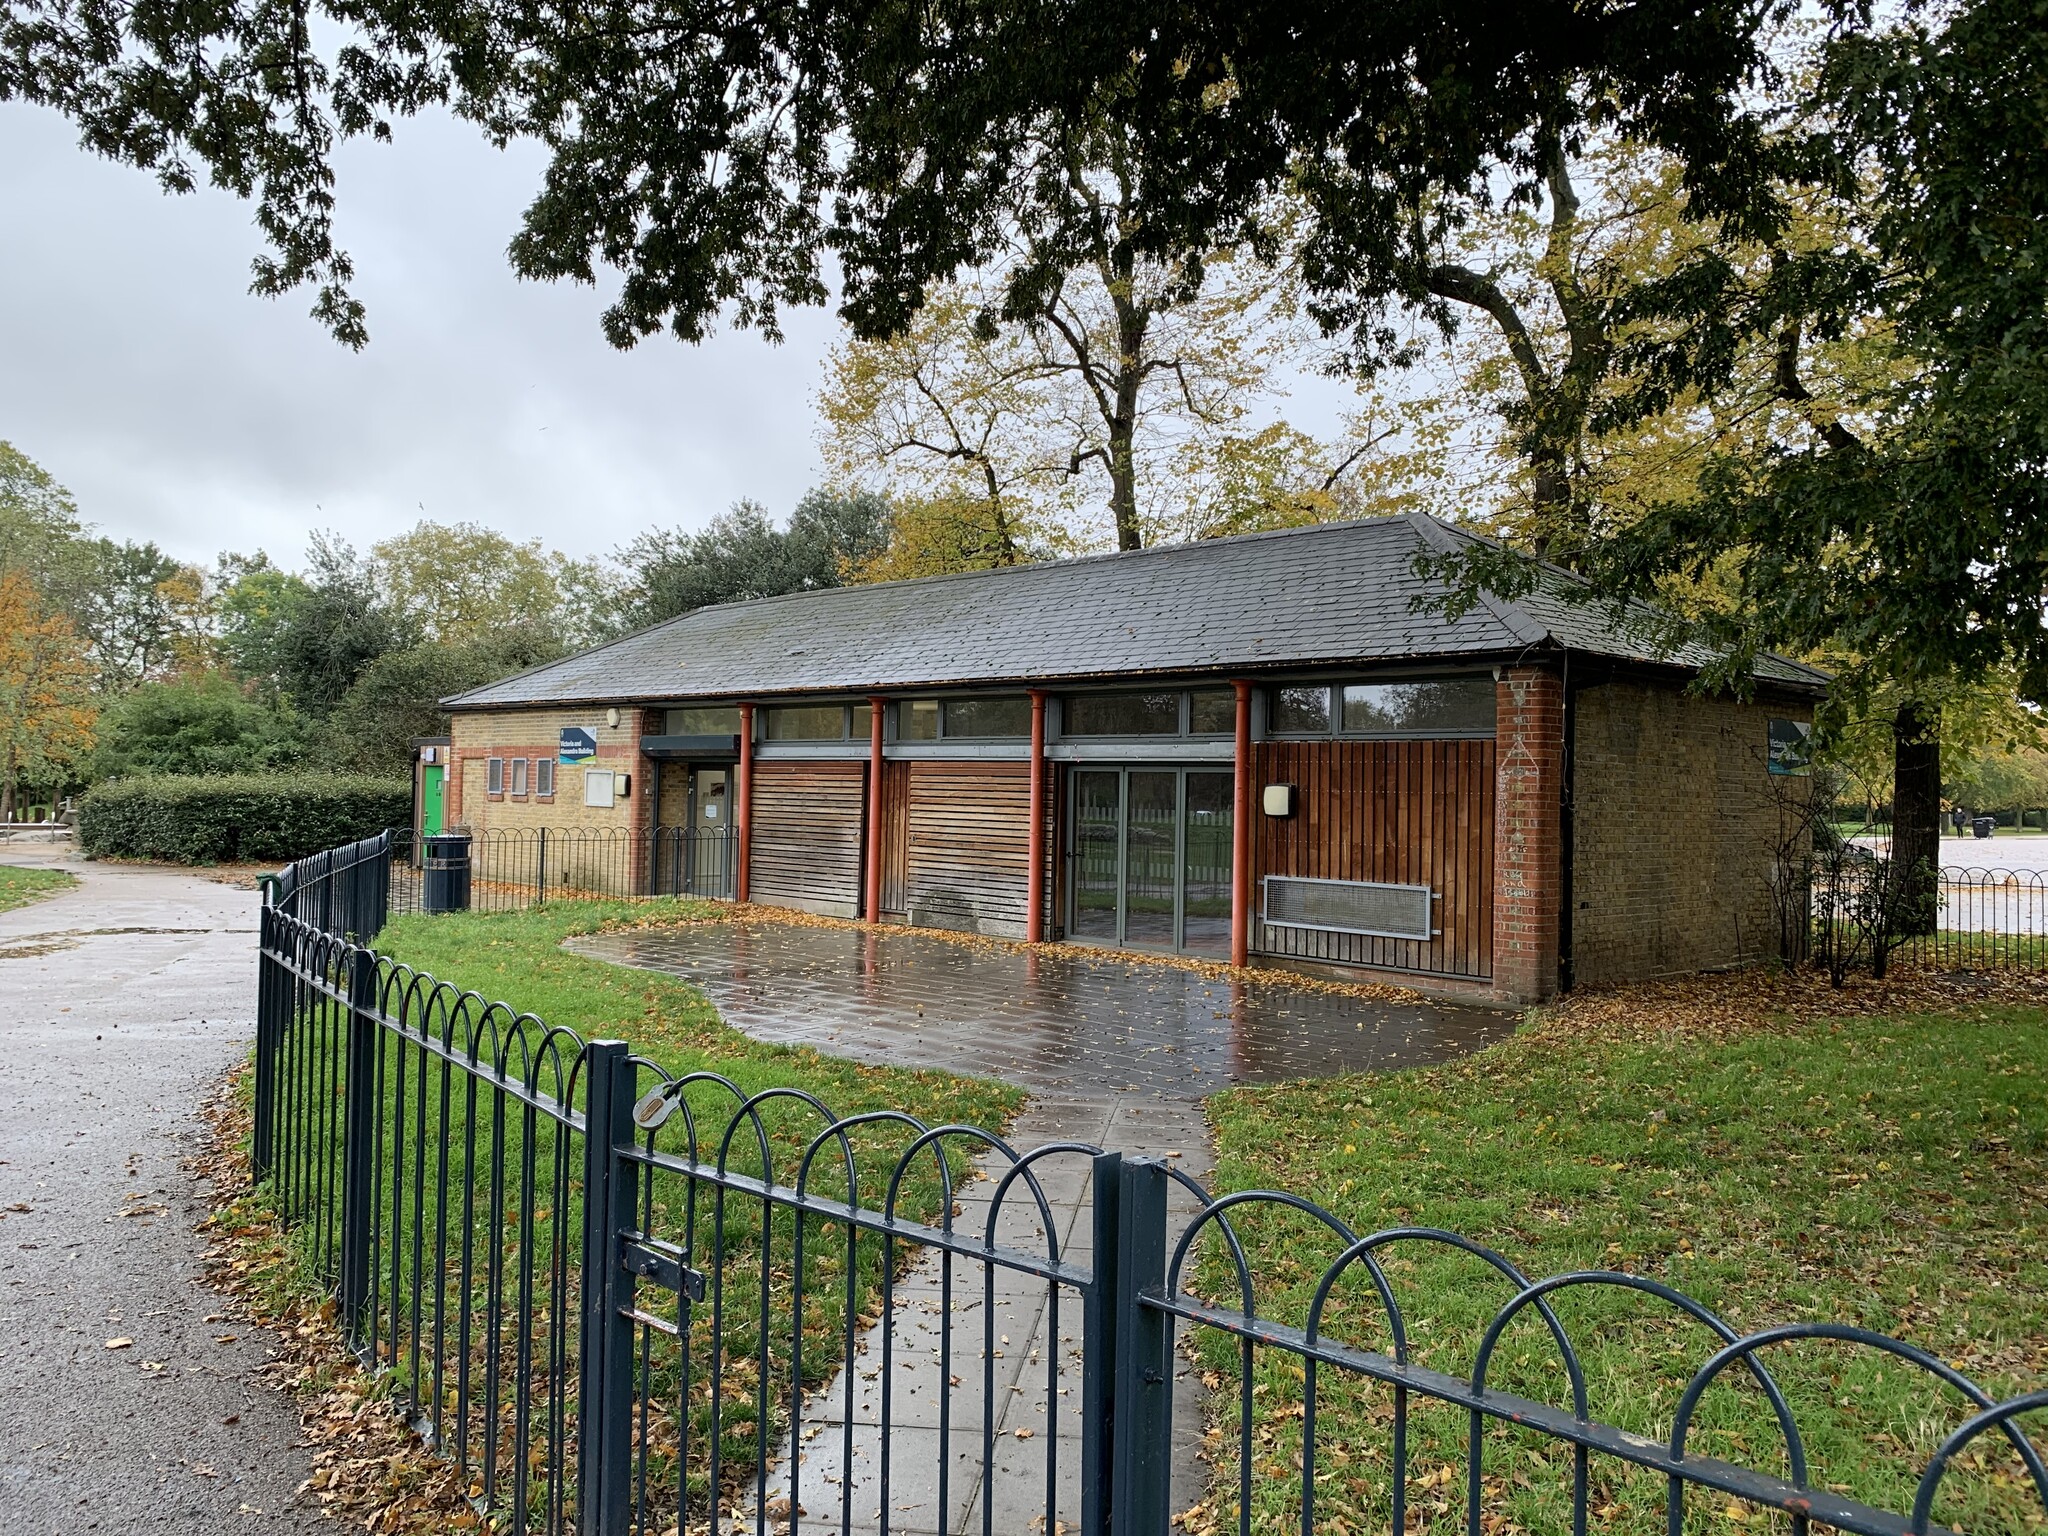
[0,863,77,912]
[262,897,1024,1526]
[1195,990,2048,1535]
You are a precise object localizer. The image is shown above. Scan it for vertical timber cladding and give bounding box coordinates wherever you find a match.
[1252,738,1496,979]
[748,761,867,917]
[877,759,911,919]
[903,762,1034,937]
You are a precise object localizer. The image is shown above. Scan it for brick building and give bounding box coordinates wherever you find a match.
[439,515,1824,1004]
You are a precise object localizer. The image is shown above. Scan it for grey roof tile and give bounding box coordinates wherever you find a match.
[446,514,1827,708]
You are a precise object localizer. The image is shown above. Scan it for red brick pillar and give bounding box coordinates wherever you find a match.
[1493,666,1565,1004]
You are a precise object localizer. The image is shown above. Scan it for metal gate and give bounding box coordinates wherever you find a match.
[257,839,2048,1536]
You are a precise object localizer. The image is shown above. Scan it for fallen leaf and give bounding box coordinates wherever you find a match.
[105,1337,133,1350]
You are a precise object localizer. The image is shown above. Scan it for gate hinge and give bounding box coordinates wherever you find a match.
[621,1236,707,1301]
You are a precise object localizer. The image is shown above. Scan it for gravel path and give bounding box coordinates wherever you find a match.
[0,848,324,1535]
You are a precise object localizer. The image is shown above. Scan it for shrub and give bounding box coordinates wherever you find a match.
[77,773,410,864]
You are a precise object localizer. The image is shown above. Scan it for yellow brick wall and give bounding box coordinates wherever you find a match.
[447,707,653,839]
[1570,680,1814,986]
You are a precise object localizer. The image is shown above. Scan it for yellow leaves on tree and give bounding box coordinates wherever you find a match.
[0,568,96,819]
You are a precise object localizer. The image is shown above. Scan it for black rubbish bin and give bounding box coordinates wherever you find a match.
[422,832,473,912]
[1972,815,1996,840]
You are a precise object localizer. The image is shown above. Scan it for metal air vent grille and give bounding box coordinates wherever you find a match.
[1262,876,1437,940]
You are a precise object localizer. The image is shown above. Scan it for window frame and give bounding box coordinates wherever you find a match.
[761,701,871,742]
[1057,687,1238,741]
[535,757,556,798]
[897,694,1034,742]
[1266,674,1498,740]
[486,756,505,795]
[510,756,529,797]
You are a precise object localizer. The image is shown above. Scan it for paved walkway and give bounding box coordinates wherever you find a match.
[571,921,1515,1536]
[0,847,322,1535]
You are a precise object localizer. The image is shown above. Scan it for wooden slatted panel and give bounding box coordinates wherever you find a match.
[905,762,1032,937]
[1251,739,1495,979]
[749,760,866,917]
[879,759,911,920]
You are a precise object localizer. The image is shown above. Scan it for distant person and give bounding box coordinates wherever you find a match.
[1951,806,1969,834]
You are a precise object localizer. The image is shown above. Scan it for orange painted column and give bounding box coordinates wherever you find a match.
[735,703,755,904]
[1026,690,1048,942]
[1231,679,1253,968]
[864,695,887,921]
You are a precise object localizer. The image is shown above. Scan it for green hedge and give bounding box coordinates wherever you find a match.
[77,774,411,864]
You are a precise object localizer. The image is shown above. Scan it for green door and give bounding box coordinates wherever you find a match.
[422,764,445,835]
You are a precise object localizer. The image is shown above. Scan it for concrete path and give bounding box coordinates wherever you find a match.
[0,848,322,1535]
[573,921,1516,1535]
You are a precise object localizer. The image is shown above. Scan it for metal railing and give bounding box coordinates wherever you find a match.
[257,838,2048,1536]
[1813,864,2048,973]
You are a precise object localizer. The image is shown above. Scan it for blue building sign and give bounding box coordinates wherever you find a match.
[559,727,598,764]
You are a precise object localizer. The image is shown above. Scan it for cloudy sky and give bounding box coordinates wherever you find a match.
[2,100,1356,573]
[1,102,851,569]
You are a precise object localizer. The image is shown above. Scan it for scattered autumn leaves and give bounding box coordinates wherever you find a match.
[194,1069,482,1535]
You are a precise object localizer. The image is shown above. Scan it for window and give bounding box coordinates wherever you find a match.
[536,758,556,797]
[851,702,873,740]
[486,756,505,794]
[1272,676,1497,737]
[1063,691,1181,736]
[763,704,847,740]
[939,696,1031,738]
[1270,686,1332,734]
[666,706,742,735]
[1340,678,1495,735]
[584,768,617,808]
[1188,688,1237,735]
[510,757,529,796]
[902,700,939,741]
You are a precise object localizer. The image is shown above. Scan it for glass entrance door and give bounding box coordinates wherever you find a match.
[1066,767,1233,954]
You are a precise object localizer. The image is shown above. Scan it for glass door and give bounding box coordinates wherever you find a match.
[1066,767,1234,954]
[1071,769,1122,942]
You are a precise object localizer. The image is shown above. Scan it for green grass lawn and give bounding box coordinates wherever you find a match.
[1199,1007,2048,1536]
[0,864,77,912]
[266,898,1023,1523]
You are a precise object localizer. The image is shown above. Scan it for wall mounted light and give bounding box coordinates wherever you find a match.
[606,707,622,729]
[1262,784,1298,818]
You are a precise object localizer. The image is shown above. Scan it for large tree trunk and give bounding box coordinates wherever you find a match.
[1892,699,1942,936]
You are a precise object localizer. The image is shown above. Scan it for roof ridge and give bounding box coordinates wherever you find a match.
[1403,514,1553,648]
[645,513,1421,624]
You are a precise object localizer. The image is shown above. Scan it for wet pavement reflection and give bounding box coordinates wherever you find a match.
[566,921,1517,1103]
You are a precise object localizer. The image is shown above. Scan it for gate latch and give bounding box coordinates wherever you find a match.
[621,1237,707,1301]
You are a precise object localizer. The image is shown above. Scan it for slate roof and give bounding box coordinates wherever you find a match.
[445,514,1826,709]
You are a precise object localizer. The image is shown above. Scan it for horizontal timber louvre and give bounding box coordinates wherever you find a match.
[1252,737,1495,979]
[747,760,865,916]
[904,761,1033,936]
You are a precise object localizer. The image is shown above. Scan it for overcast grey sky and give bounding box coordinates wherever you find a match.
[2,100,1356,573]
[1,102,851,569]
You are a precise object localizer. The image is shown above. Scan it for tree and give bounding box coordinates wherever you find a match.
[215,553,313,695]
[88,673,306,778]
[72,537,186,690]
[270,535,408,717]
[0,570,96,820]
[370,520,614,646]
[613,491,889,629]
[0,440,93,609]
[330,628,564,776]
[3,1,1788,354]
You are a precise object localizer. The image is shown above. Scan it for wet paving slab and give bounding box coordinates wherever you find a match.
[566,921,1516,1105]
[568,919,1519,1536]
